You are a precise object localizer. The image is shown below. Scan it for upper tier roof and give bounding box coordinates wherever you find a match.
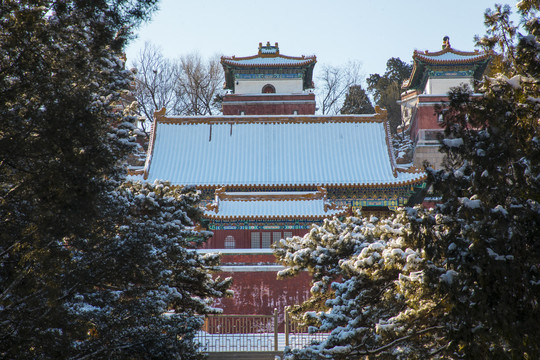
[402,38,492,91]
[412,47,490,64]
[221,42,316,68]
[221,42,317,91]
[222,56,316,67]
[143,108,425,188]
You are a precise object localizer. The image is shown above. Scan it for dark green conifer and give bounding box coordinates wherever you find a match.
[276,3,540,359]
[340,85,375,114]
[366,57,412,133]
[0,1,230,358]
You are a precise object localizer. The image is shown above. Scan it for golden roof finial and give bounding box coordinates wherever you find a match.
[443,36,451,49]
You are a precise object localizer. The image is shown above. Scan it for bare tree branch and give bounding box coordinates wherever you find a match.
[315,61,363,115]
[131,45,224,133]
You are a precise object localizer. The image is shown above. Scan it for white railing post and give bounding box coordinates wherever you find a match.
[284,306,290,347]
[274,308,278,351]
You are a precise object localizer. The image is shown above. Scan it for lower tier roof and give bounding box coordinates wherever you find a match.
[204,189,348,220]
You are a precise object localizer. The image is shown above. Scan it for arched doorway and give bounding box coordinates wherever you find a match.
[262,84,276,93]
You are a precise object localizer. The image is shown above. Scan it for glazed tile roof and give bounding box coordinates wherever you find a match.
[221,41,316,68]
[403,45,492,90]
[204,189,348,220]
[221,55,316,67]
[412,47,490,64]
[143,109,426,188]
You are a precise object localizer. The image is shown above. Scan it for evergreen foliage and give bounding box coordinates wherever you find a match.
[0,1,230,358]
[275,214,444,359]
[340,85,375,114]
[366,58,412,134]
[275,2,540,359]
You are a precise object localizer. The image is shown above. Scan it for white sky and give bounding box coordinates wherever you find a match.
[125,0,519,77]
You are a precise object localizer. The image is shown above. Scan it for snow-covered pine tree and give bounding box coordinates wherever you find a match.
[0,1,231,358]
[275,213,444,359]
[408,2,540,357]
[275,2,539,359]
[64,181,232,359]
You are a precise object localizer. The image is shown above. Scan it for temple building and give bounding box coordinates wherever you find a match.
[221,42,316,115]
[144,110,426,242]
[137,43,426,315]
[400,36,492,168]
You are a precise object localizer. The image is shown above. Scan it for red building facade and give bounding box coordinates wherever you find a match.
[221,42,317,116]
[222,93,316,116]
[400,37,492,169]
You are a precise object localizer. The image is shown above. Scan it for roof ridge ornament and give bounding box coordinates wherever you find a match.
[443,35,451,49]
[258,41,279,56]
[154,107,166,120]
[374,106,388,120]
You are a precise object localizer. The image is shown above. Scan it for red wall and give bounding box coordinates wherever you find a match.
[203,230,314,318]
[410,96,448,141]
[222,94,316,115]
[204,228,309,249]
[212,270,312,317]
[416,105,443,130]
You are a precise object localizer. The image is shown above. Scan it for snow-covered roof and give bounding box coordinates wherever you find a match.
[413,47,490,64]
[222,56,316,67]
[403,44,492,91]
[221,42,316,68]
[143,108,426,188]
[204,188,348,220]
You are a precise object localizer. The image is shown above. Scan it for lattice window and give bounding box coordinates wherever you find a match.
[251,232,260,248]
[262,232,272,248]
[273,232,282,245]
[224,235,235,249]
[284,231,293,239]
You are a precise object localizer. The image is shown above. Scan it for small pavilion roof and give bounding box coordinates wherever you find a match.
[221,42,316,90]
[204,188,348,220]
[413,47,490,65]
[142,107,426,189]
[221,42,316,68]
[403,38,492,91]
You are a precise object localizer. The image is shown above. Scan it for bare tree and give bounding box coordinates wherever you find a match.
[131,44,224,134]
[177,53,224,116]
[315,61,363,115]
[131,43,182,133]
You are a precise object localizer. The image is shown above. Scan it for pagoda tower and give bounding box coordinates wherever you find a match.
[401,36,492,168]
[220,42,317,115]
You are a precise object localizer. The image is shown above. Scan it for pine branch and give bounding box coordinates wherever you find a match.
[346,325,445,357]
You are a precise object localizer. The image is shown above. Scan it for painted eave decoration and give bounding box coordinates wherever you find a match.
[143,107,426,189]
[221,42,317,90]
[204,187,349,220]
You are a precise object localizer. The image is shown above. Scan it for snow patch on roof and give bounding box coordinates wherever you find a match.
[417,51,487,62]
[223,56,314,66]
[145,118,425,187]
